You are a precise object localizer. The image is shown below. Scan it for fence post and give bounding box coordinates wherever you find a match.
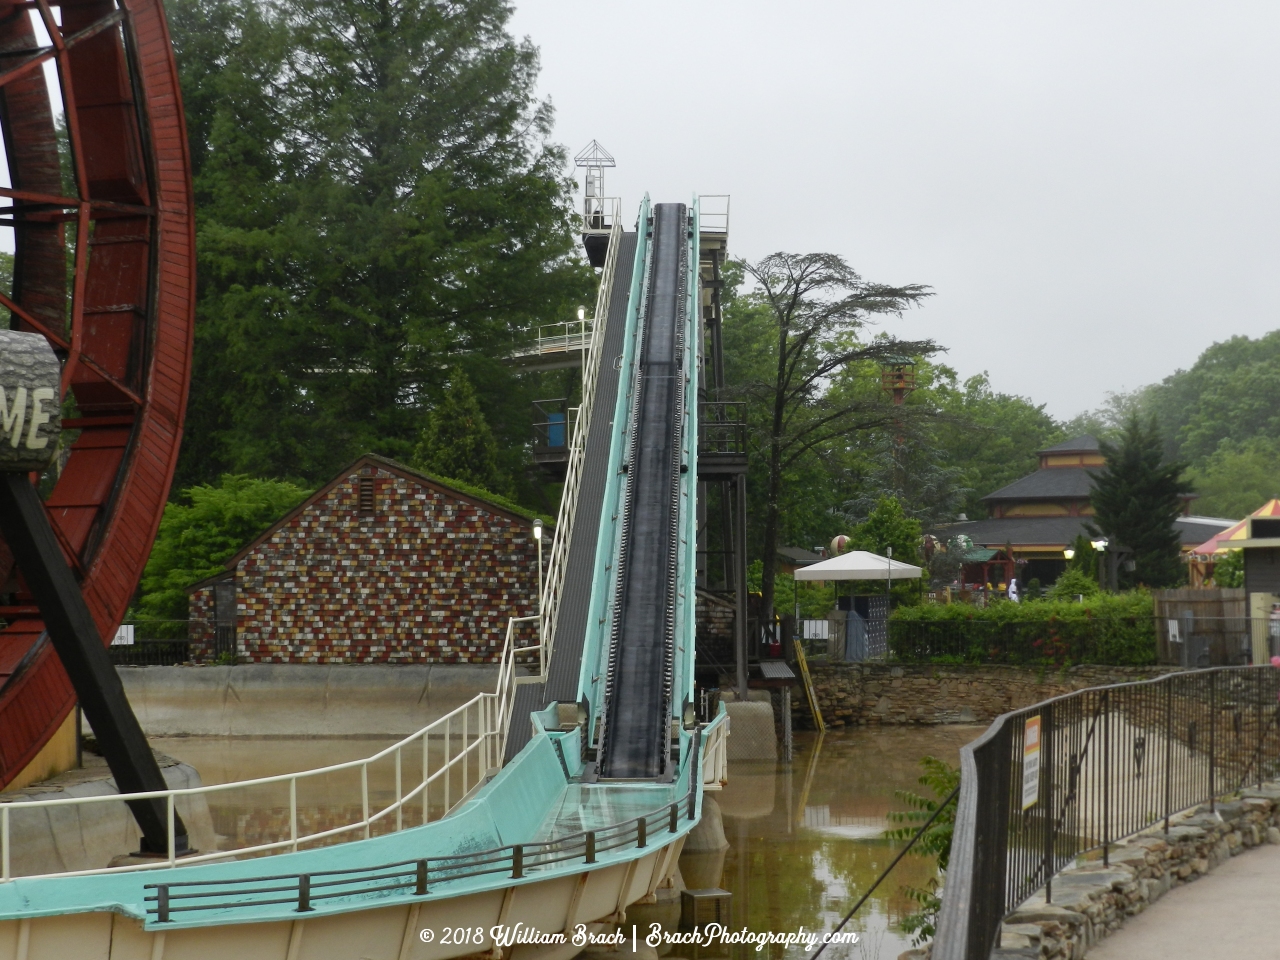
[415,860,428,895]
[1164,680,1172,833]
[290,778,298,852]
[1209,671,1216,813]
[1103,690,1111,867]
[512,845,524,879]
[2,804,9,882]
[586,831,596,864]
[1043,702,1054,904]
[1258,668,1265,791]
[670,803,678,833]
[297,874,313,912]
[362,765,370,840]
[637,817,647,848]
[157,885,170,923]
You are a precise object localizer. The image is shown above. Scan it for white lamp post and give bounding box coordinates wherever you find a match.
[532,519,544,618]
[1091,538,1108,591]
[886,545,893,606]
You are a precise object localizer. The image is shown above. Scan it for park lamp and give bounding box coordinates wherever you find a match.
[1091,538,1109,552]
[532,519,544,620]
[577,305,586,321]
[1063,548,1075,560]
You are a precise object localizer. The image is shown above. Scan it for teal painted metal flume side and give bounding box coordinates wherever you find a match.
[578,195,652,724]
[578,196,701,738]
[0,713,723,930]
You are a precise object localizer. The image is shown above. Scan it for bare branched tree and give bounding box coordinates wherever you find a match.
[737,252,937,621]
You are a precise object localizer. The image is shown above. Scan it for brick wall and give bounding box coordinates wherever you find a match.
[192,461,538,664]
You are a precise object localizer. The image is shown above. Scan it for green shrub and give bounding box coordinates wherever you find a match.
[889,590,1156,666]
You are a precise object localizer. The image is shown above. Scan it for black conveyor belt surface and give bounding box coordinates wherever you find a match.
[503,233,638,763]
[599,203,687,780]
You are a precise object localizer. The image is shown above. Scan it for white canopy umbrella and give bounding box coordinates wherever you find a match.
[793,550,923,581]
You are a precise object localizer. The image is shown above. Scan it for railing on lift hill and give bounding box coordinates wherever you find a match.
[934,666,1280,960]
[536,200,623,681]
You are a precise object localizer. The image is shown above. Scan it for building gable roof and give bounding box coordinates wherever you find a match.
[1038,435,1100,455]
[220,454,548,572]
[981,466,1097,502]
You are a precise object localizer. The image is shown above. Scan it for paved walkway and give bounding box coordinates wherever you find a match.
[1088,841,1280,959]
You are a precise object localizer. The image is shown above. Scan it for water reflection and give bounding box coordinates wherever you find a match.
[153,725,983,958]
[700,726,982,960]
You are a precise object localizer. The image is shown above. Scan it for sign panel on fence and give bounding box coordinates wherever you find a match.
[111,624,135,647]
[1022,715,1041,810]
[1167,618,1180,645]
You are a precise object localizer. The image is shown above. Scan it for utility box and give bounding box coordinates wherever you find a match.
[681,888,731,930]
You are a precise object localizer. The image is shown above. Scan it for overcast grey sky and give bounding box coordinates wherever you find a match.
[508,0,1280,420]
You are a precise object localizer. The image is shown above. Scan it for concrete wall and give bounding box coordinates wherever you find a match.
[117,663,500,737]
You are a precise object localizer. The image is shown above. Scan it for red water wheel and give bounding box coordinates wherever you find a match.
[0,0,193,785]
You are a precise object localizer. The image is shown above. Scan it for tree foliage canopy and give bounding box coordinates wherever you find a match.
[169,0,591,489]
[726,251,935,617]
[136,476,312,620]
[1091,415,1191,588]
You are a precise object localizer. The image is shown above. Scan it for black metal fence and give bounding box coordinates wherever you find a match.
[888,618,1157,666]
[935,666,1280,960]
[107,620,233,666]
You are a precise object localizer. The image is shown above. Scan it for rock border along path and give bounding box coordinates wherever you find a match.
[901,779,1280,960]
[992,780,1280,959]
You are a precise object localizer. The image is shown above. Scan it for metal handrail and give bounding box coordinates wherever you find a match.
[536,210,623,681]
[147,779,700,923]
[143,719,722,924]
[935,665,1280,960]
[0,690,501,881]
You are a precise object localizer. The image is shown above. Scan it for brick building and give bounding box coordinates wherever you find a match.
[187,454,542,664]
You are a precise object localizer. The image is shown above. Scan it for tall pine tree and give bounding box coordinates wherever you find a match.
[1091,414,1192,588]
[411,369,505,494]
[169,0,592,487]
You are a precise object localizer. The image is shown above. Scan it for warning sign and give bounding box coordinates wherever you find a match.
[1022,715,1041,810]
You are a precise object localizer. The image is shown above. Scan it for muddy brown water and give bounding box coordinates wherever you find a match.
[152,725,984,959]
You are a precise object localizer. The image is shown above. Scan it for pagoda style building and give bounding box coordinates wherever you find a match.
[937,436,1234,586]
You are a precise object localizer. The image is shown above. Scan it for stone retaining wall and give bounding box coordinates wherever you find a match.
[994,783,1280,958]
[794,663,1183,728]
[901,780,1280,960]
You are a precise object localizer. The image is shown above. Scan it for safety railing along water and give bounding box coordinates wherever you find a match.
[0,690,502,881]
[0,616,728,885]
[935,665,1280,960]
[144,729,707,924]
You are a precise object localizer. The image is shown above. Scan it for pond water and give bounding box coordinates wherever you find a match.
[152,724,984,960]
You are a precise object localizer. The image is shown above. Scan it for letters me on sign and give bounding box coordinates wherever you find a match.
[1022,714,1041,810]
[0,331,62,472]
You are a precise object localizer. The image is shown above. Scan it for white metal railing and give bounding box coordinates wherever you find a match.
[698,194,729,236]
[583,195,621,236]
[0,690,502,881]
[533,318,593,357]
[536,208,624,678]
[0,611,720,882]
[495,615,542,748]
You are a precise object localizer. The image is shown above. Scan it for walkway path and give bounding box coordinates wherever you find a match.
[1088,841,1280,959]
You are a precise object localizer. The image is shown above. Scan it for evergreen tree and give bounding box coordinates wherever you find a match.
[168,0,592,488]
[1091,415,1191,588]
[411,369,505,493]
